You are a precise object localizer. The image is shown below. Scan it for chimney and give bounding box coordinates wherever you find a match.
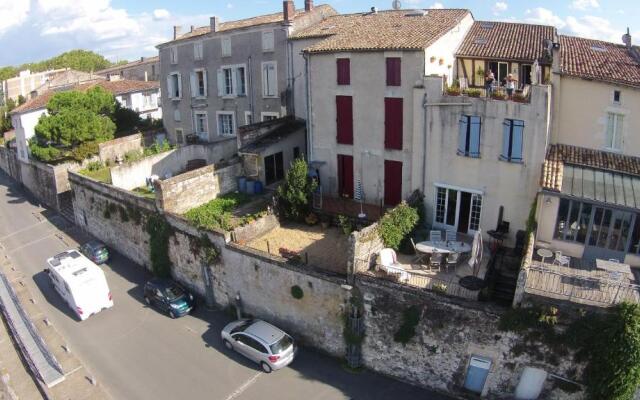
[190,25,195,33]
[305,0,313,12]
[140,56,144,62]
[283,1,295,24]
[173,25,182,40]
[210,16,221,33]
[622,27,632,49]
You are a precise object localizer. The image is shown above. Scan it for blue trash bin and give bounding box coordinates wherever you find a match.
[254,180,263,194]
[237,177,247,193]
[245,180,255,195]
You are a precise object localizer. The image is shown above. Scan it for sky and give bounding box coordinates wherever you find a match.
[0,0,638,66]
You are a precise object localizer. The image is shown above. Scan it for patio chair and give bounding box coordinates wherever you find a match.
[430,230,442,242]
[445,230,457,242]
[608,258,621,263]
[445,252,460,273]
[379,248,410,282]
[553,251,570,267]
[410,238,428,266]
[430,251,443,272]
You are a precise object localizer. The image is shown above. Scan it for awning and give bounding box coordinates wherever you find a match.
[560,164,640,209]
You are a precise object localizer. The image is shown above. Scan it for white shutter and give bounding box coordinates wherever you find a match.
[262,64,268,97]
[217,69,224,97]
[203,70,208,97]
[190,72,197,98]
[166,75,173,99]
[177,73,182,99]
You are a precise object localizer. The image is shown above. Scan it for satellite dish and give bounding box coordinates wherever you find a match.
[392,0,401,10]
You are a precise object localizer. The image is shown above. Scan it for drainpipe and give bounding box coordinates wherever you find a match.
[247,56,254,121]
[421,92,428,195]
[287,36,295,117]
[304,52,313,160]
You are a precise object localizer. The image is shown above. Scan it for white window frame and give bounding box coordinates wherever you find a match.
[190,68,207,98]
[217,64,247,98]
[605,112,624,152]
[170,46,178,64]
[194,111,209,139]
[261,112,279,122]
[176,128,184,144]
[167,72,182,100]
[216,111,236,136]
[262,61,278,98]
[221,37,232,57]
[244,111,253,126]
[194,42,203,60]
[262,30,275,52]
[433,183,483,234]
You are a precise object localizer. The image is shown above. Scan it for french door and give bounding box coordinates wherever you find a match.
[434,186,482,234]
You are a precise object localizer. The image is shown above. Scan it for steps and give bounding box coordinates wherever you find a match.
[489,250,521,306]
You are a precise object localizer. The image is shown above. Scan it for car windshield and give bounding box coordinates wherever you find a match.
[163,285,184,301]
[230,320,254,334]
[269,335,293,354]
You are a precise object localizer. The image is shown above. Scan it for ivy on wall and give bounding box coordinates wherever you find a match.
[145,213,173,278]
[189,233,220,266]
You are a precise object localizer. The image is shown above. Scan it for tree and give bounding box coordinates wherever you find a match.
[0,50,114,82]
[112,103,141,134]
[0,98,17,134]
[30,86,116,162]
[276,158,317,221]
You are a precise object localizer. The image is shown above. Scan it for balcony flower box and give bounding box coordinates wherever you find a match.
[491,92,507,100]
[463,89,482,98]
[446,87,461,96]
[512,93,528,103]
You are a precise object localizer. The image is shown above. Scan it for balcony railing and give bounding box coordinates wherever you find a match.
[444,86,531,104]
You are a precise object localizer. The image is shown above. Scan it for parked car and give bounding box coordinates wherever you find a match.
[79,240,109,264]
[221,319,296,373]
[143,278,194,318]
[45,250,113,321]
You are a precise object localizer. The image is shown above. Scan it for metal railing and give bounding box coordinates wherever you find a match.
[524,263,640,307]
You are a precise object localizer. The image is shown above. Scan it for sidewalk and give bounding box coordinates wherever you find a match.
[0,245,110,400]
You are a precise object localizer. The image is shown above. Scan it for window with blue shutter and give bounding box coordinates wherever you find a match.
[457,115,481,157]
[500,119,524,163]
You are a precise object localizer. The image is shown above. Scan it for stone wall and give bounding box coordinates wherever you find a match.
[0,147,21,182]
[349,222,385,275]
[155,161,241,214]
[98,134,142,163]
[356,276,583,399]
[231,213,279,244]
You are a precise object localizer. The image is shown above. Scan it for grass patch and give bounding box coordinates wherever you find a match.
[184,193,253,231]
[78,166,111,184]
[132,186,155,199]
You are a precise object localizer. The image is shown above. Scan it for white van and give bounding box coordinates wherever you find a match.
[45,250,113,321]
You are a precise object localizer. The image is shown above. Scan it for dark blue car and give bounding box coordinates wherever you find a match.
[143,278,194,318]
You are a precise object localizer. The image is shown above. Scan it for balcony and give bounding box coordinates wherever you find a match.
[443,85,531,104]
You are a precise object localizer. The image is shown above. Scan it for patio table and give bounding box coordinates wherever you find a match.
[415,241,472,255]
[596,259,632,275]
[536,248,553,264]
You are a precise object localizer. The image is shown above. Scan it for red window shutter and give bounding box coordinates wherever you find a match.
[338,154,354,198]
[384,97,403,150]
[337,58,350,85]
[336,96,353,145]
[384,160,403,206]
[386,58,401,86]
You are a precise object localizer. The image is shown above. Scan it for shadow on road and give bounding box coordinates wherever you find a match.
[32,270,81,322]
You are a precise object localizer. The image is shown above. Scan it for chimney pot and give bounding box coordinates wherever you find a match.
[622,27,632,49]
[140,56,144,62]
[190,25,195,32]
[173,25,182,40]
[283,1,295,24]
[305,0,313,12]
[210,16,221,32]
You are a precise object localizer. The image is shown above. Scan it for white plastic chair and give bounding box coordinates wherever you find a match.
[430,230,442,242]
[445,230,457,242]
[379,248,410,282]
[553,251,570,267]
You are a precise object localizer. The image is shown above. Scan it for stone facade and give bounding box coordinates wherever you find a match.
[231,213,279,244]
[98,134,142,163]
[155,161,241,214]
[0,147,21,182]
[349,222,385,276]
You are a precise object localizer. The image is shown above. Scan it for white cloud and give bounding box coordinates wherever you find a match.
[428,2,444,9]
[0,0,30,36]
[565,15,621,42]
[570,0,600,11]
[493,2,508,15]
[153,9,170,21]
[403,0,424,5]
[226,3,234,9]
[524,8,566,28]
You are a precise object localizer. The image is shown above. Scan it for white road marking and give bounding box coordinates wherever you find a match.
[0,220,47,241]
[6,233,58,254]
[223,372,262,400]
[64,366,83,377]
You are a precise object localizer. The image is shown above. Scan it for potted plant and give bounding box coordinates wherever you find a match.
[491,91,507,100]
[305,212,318,226]
[446,86,461,96]
[512,93,528,103]
[320,215,331,230]
[464,89,482,98]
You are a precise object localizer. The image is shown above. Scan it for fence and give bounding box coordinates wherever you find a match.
[524,263,640,307]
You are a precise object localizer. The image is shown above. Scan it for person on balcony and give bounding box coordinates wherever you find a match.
[506,74,518,99]
[484,70,495,97]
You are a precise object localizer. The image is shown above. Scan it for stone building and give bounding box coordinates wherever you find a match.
[96,56,161,82]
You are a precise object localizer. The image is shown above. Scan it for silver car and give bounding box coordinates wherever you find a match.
[221,319,296,373]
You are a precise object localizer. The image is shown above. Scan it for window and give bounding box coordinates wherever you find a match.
[500,119,524,162]
[261,112,279,122]
[470,194,482,232]
[293,147,301,159]
[262,31,275,52]
[337,154,354,198]
[217,65,246,97]
[262,62,277,97]
[170,47,178,64]
[613,90,621,103]
[217,112,235,136]
[606,112,623,150]
[194,42,203,60]
[435,186,483,233]
[167,73,182,99]
[458,115,481,157]
[337,58,350,85]
[143,93,155,108]
[386,57,401,86]
[174,109,181,122]
[336,96,353,145]
[176,128,184,144]
[384,160,402,206]
[384,98,403,150]
[264,152,284,185]
[120,97,128,108]
[223,68,233,96]
[244,111,253,126]
[464,356,492,394]
[190,69,207,98]
[194,111,208,138]
[221,37,231,57]
[236,67,246,96]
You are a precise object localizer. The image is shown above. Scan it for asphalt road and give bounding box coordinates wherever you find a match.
[0,172,452,400]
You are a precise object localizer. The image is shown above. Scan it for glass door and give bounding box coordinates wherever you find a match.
[434,187,483,234]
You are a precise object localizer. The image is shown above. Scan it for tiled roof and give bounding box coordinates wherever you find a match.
[559,35,640,88]
[541,144,640,191]
[456,21,556,62]
[96,56,159,75]
[290,9,470,53]
[11,80,160,114]
[163,5,335,45]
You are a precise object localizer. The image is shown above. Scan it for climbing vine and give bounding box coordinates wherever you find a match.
[145,213,173,278]
[189,233,220,265]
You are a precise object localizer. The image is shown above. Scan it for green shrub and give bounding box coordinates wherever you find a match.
[394,306,421,345]
[337,215,353,235]
[124,149,143,163]
[379,202,419,250]
[143,139,173,157]
[464,89,482,97]
[118,206,129,222]
[276,158,317,221]
[146,213,173,278]
[291,285,304,299]
[184,193,251,231]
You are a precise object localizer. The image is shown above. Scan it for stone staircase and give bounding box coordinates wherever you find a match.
[489,249,522,306]
[58,191,75,223]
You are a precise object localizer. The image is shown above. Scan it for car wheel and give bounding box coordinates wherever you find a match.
[223,339,233,350]
[260,362,272,373]
[144,296,151,305]
[169,310,177,319]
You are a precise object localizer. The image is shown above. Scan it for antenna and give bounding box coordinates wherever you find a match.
[392,0,401,10]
